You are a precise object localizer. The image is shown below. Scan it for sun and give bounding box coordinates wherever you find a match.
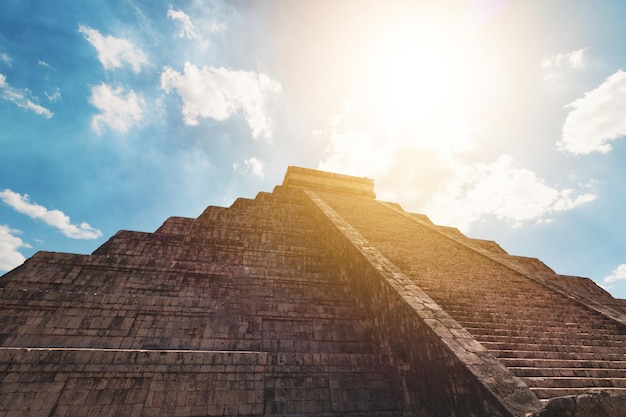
[355,23,489,135]
[377,41,458,116]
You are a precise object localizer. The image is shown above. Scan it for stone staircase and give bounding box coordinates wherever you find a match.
[0,186,405,416]
[317,191,626,402]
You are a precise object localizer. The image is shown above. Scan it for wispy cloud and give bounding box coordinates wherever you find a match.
[46,87,62,103]
[541,48,587,83]
[89,83,145,134]
[0,189,102,240]
[160,63,281,138]
[78,24,149,73]
[166,5,224,47]
[233,157,265,177]
[167,7,206,46]
[542,48,587,71]
[244,157,265,177]
[0,53,11,66]
[0,73,54,118]
[603,264,626,285]
[558,69,626,154]
[0,225,30,272]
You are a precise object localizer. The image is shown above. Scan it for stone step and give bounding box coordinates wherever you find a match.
[436,302,583,314]
[498,357,626,370]
[1,314,375,354]
[446,310,613,324]
[480,341,623,354]
[0,261,348,297]
[2,253,342,288]
[521,376,626,388]
[461,323,608,338]
[1,330,375,355]
[0,285,364,318]
[465,326,620,339]
[420,284,565,296]
[445,306,598,321]
[530,387,626,400]
[509,367,626,378]
[200,211,318,232]
[455,314,618,328]
[478,337,625,350]
[468,333,624,346]
[491,349,626,361]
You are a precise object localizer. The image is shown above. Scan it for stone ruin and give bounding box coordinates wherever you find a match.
[1,166,625,417]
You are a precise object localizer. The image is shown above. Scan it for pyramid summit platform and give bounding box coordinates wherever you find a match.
[1,166,625,417]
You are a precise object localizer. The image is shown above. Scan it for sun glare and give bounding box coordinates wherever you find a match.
[378,42,457,115]
[356,23,491,138]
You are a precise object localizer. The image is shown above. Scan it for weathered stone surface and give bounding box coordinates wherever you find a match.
[528,390,626,417]
[1,166,625,417]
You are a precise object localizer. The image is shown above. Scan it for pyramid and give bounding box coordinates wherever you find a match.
[1,166,625,417]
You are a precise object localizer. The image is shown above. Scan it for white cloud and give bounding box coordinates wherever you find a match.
[558,69,626,154]
[89,83,145,134]
[422,155,596,230]
[0,189,102,240]
[166,5,224,46]
[603,264,626,284]
[160,62,281,138]
[78,25,149,73]
[46,87,62,103]
[0,53,11,66]
[233,157,265,177]
[167,7,205,45]
[167,8,196,39]
[0,73,54,118]
[542,48,587,71]
[0,225,31,272]
[244,157,265,177]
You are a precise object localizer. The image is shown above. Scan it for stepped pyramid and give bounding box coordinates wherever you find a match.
[1,166,625,417]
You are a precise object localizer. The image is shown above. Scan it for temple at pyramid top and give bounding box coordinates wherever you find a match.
[282,165,376,198]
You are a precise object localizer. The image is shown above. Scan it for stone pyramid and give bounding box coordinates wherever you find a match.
[1,166,625,417]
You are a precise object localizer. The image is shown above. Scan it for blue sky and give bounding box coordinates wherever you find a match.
[1,0,626,299]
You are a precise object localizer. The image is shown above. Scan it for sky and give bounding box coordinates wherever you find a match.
[1,0,626,299]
